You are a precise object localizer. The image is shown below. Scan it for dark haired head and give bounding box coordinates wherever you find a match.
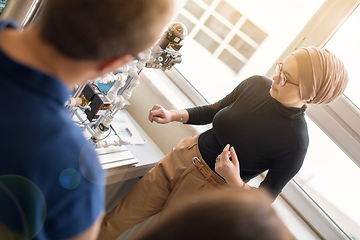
[36,0,174,60]
[135,189,294,240]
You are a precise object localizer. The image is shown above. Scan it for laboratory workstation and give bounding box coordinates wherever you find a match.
[1,0,360,240]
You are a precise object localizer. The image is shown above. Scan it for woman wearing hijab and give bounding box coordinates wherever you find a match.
[97,46,349,240]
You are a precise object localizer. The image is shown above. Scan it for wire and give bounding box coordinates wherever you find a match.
[97,127,112,141]
[73,118,94,127]
[73,118,88,126]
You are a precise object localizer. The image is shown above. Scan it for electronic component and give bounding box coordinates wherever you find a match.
[146,22,187,71]
[81,84,111,122]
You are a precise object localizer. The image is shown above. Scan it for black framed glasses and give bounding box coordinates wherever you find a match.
[275,62,299,87]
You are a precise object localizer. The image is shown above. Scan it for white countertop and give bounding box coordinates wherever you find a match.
[102,109,165,184]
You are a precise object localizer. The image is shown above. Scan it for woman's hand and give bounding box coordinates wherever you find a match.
[215,144,246,188]
[148,104,173,124]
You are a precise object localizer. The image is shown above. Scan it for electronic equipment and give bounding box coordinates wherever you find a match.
[146,22,187,70]
[66,23,187,149]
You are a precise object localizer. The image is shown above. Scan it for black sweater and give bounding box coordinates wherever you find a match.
[186,75,309,197]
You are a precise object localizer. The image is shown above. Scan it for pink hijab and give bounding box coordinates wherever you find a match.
[292,46,349,105]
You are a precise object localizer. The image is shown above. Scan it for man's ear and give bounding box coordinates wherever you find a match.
[98,54,134,74]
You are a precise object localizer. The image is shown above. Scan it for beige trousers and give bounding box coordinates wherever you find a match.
[97,135,226,240]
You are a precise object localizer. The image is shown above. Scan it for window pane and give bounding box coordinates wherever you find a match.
[202,0,214,6]
[294,117,360,239]
[240,19,267,45]
[323,7,360,109]
[174,0,325,103]
[194,30,220,53]
[204,15,231,39]
[229,35,256,59]
[184,0,205,19]
[215,0,242,25]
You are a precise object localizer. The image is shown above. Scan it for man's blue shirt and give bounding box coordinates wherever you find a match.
[0,20,105,239]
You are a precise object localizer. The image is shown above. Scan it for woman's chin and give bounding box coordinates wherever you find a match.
[269,89,276,99]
